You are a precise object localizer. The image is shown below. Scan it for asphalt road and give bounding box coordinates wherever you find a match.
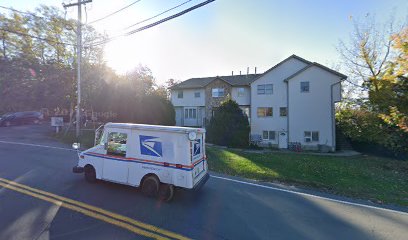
[0,124,407,240]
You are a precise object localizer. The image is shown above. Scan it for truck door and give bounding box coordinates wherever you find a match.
[192,134,205,184]
[102,131,129,183]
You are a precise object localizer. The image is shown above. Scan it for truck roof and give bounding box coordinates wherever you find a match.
[105,123,206,133]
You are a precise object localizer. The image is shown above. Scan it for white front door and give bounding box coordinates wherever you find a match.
[278,132,288,149]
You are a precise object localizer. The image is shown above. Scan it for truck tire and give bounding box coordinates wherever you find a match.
[158,184,175,202]
[141,175,159,198]
[84,165,97,183]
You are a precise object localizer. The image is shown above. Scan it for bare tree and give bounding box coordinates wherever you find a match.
[337,15,401,106]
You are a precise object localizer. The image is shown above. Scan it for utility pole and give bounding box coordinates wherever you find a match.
[63,0,92,139]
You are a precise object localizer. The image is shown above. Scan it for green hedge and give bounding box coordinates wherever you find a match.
[336,108,408,160]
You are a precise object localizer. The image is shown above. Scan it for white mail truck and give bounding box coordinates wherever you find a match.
[73,123,209,201]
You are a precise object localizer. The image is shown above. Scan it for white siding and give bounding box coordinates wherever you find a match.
[231,86,251,105]
[175,107,183,126]
[250,57,309,144]
[170,89,205,107]
[287,66,342,150]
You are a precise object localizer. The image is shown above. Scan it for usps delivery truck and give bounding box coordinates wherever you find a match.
[73,123,209,201]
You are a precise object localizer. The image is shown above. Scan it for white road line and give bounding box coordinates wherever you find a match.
[0,140,406,215]
[211,175,408,216]
[0,140,76,152]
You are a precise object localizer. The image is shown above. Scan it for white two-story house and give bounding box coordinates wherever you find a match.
[170,55,346,151]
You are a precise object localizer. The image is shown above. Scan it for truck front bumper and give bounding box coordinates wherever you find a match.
[192,173,210,191]
[72,166,84,173]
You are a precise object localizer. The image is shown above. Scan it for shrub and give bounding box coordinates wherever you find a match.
[336,108,408,159]
[206,99,250,148]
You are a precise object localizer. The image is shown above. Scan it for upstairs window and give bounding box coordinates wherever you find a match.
[280,107,287,117]
[257,84,273,95]
[300,82,310,92]
[212,88,225,97]
[257,107,273,117]
[238,87,245,97]
[194,92,200,98]
[177,90,183,98]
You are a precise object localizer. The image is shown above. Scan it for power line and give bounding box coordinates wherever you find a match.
[88,0,215,47]
[88,0,142,24]
[0,27,75,46]
[124,0,193,30]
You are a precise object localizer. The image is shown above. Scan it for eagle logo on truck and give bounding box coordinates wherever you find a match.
[193,139,201,156]
[140,135,162,157]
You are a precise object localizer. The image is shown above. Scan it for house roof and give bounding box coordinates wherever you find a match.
[283,62,347,82]
[250,55,311,84]
[170,54,347,90]
[169,74,261,90]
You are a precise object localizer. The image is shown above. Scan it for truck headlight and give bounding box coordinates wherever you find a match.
[188,132,197,141]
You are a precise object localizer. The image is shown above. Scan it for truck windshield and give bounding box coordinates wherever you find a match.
[94,126,106,146]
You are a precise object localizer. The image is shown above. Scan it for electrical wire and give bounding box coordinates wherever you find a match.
[88,0,142,25]
[88,0,215,47]
[124,0,193,30]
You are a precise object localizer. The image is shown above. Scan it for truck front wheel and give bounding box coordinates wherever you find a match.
[141,175,159,198]
[84,165,96,183]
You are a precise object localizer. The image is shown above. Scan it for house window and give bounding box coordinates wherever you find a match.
[177,90,183,98]
[107,132,127,157]
[262,131,276,140]
[212,88,225,97]
[238,87,245,97]
[257,84,273,95]
[304,131,319,142]
[257,107,273,117]
[194,92,200,98]
[300,82,310,92]
[184,108,197,119]
[280,107,287,117]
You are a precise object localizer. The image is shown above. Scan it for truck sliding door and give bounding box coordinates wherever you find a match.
[102,131,129,183]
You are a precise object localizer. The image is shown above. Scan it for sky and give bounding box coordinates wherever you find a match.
[1,0,407,85]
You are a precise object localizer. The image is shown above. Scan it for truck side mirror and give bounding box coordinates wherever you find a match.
[72,142,80,150]
[104,142,108,150]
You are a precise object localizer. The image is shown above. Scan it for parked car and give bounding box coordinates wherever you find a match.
[0,111,44,127]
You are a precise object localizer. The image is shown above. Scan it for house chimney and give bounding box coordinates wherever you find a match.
[255,67,257,74]
[232,71,234,76]
[247,67,249,75]
[240,71,241,75]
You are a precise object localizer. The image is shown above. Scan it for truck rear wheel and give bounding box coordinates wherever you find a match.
[158,184,174,202]
[141,175,159,198]
[84,165,96,183]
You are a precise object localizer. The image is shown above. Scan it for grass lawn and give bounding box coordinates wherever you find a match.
[206,146,408,206]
